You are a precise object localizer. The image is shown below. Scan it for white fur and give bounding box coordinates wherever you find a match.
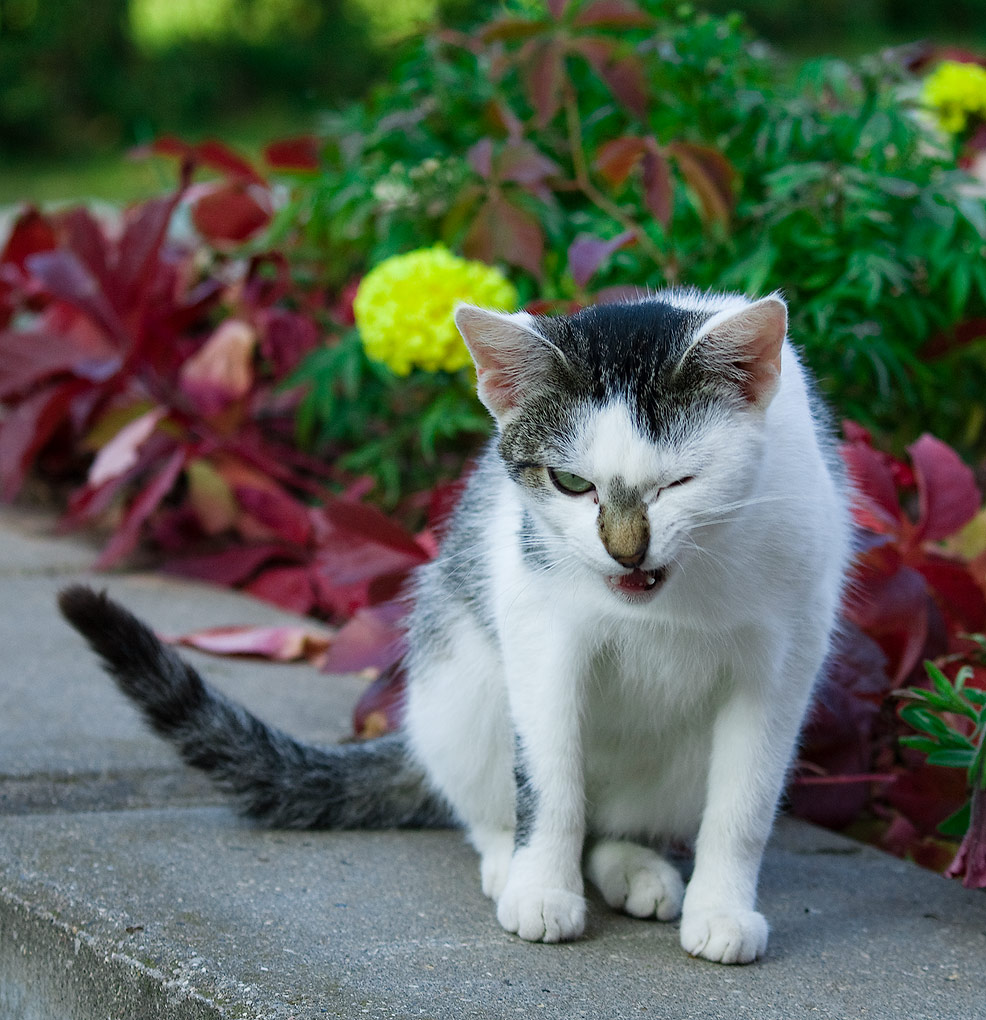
[403,298,851,965]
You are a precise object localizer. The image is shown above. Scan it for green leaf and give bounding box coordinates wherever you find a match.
[938,802,972,838]
[926,748,976,769]
[958,196,986,239]
[900,735,943,755]
[899,704,963,742]
[964,688,986,709]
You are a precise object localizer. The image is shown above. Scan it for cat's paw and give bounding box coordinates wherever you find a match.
[496,877,586,943]
[585,840,684,921]
[679,907,768,965]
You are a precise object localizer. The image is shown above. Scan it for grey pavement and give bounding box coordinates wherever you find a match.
[1,503,984,1020]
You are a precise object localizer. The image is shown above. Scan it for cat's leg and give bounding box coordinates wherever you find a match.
[585,839,684,921]
[680,639,822,965]
[402,615,517,903]
[494,618,588,943]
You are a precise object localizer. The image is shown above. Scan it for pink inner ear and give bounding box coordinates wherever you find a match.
[696,298,787,406]
[454,305,552,418]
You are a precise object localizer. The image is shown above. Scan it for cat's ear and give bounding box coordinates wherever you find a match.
[454,305,561,420]
[686,295,787,408]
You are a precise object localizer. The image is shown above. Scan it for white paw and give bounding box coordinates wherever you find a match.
[679,908,768,964]
[479,836,514,901]
[585,841,684,921]
[496,877,586,943]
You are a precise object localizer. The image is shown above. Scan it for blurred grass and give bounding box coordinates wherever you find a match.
[0,104,318,208]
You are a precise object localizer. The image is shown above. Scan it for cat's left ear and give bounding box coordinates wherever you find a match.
[688,295,787,408]
[454,304,561,421]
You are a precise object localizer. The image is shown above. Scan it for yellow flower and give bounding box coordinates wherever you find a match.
[922,60,986,136]
[353,246,518,375]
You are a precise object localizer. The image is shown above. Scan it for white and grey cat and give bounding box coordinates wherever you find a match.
[59,289,851,965]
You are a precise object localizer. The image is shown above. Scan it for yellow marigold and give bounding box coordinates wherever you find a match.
[353,246,518,375]
[922,60,986,135]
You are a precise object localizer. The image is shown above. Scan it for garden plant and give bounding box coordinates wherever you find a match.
[2,0,986,886]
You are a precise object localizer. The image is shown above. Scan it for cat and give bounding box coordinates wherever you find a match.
[59,288,852,965]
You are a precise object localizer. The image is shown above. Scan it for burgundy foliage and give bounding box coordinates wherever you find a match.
[792,423,986,871]
[0,141,434,743]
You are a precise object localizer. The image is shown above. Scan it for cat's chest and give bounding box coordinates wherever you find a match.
[585,624,727,733]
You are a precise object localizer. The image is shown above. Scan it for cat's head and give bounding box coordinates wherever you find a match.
[455,292,788,604]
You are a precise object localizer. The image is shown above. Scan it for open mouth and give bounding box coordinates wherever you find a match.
[605,566,668,602]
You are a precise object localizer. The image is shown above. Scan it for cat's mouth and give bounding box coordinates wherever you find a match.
[605,566,668,602]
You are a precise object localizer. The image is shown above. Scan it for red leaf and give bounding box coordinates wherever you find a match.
[0,318,119,400]
[546,0,569,17]
[234,484,313,546]
[567,230,636,288]
[114,193,183,315]
[642,144,673,227]
[96,445,187,568]
[479,15,549,43]
[260,308,320,376]
[179,319,257,417]
[582,44,649,120]
[916,557,986,632]
[1,207,57,270]
[321,498,430,560]
[668,141,736,224]
[840,440,902,533]
[57,207,113,295]
[523,40,566,128]
[263,136,320,171]
[846,559,930,682]
[464,196,544,279]
[162,542,301,586]
[25,250,129,347]
[194,139,266,185]
[314,536,423,587]
[888,764,968,837]
[191,182,272,244]
[353,665,406,738]
[0,379,87,500]
[322,601,407,674]
[945,780,986,888]
[574,0,651,28]
[149,135,197,162]
[88,406,167,487]
[909,434,981,543]
[497,139,562,187]
[171,623,331,664]
[244,565,318,614]
[594,136,647,187]
[467,138,495,180]
[790,622,890,828]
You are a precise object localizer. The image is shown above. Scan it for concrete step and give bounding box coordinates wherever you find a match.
[2,505,984,1019]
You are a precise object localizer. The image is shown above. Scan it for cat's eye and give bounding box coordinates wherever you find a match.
[667,475,696,488]
[548,468,595,495]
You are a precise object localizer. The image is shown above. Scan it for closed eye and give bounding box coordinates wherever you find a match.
[666,475,696,488]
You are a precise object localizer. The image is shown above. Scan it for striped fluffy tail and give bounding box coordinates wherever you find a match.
[57,586,452,830]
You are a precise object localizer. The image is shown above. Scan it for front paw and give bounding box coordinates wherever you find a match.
[679,907,768,964]
[585,840,684,921]
[496,877,586,943]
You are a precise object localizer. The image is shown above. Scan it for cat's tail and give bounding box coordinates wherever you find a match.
[57,585,453,830]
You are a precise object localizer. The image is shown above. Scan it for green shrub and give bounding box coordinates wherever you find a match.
[278,0,986,470]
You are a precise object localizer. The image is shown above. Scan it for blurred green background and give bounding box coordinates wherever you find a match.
[1,0,983,205]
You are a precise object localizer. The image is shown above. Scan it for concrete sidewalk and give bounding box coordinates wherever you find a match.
[1,504,984,1020]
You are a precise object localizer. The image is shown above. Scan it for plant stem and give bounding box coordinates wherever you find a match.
[562,81,667,273]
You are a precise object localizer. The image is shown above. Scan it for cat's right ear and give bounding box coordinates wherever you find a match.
[454,305,561,421]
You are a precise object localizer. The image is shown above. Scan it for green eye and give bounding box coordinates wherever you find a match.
[548,468,595,495]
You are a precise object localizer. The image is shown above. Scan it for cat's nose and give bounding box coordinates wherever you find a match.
[611,545,647,569]
[598,502,650,570]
